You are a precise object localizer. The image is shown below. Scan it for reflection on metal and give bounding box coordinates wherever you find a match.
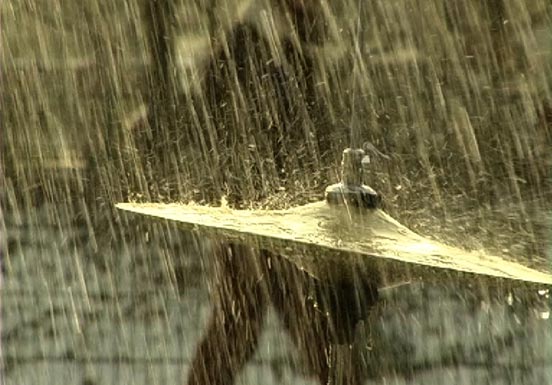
[325,148,381,208]
[116,149,552,287]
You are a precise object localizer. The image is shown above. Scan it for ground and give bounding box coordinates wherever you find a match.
[2,203,551,384]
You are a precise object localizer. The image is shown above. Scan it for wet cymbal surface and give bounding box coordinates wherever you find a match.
[116,201,552,287]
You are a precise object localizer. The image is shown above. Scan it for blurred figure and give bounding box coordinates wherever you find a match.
[144,0,345,205]
[172,0,344,204]
[180,2,374,385]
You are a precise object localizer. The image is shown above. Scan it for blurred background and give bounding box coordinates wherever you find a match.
[2,0,551,384]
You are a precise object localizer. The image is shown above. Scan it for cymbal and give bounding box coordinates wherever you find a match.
[116,200,552,288]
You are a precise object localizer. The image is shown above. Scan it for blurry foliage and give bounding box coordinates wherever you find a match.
[1,0,551,258]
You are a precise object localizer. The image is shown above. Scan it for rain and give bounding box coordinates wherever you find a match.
[2,0,551,384]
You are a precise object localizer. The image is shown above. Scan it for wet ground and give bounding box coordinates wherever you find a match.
[3,203,551,385]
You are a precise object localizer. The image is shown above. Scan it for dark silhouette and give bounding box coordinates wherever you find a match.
[186,243,379,385]
[175,1,379,384]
